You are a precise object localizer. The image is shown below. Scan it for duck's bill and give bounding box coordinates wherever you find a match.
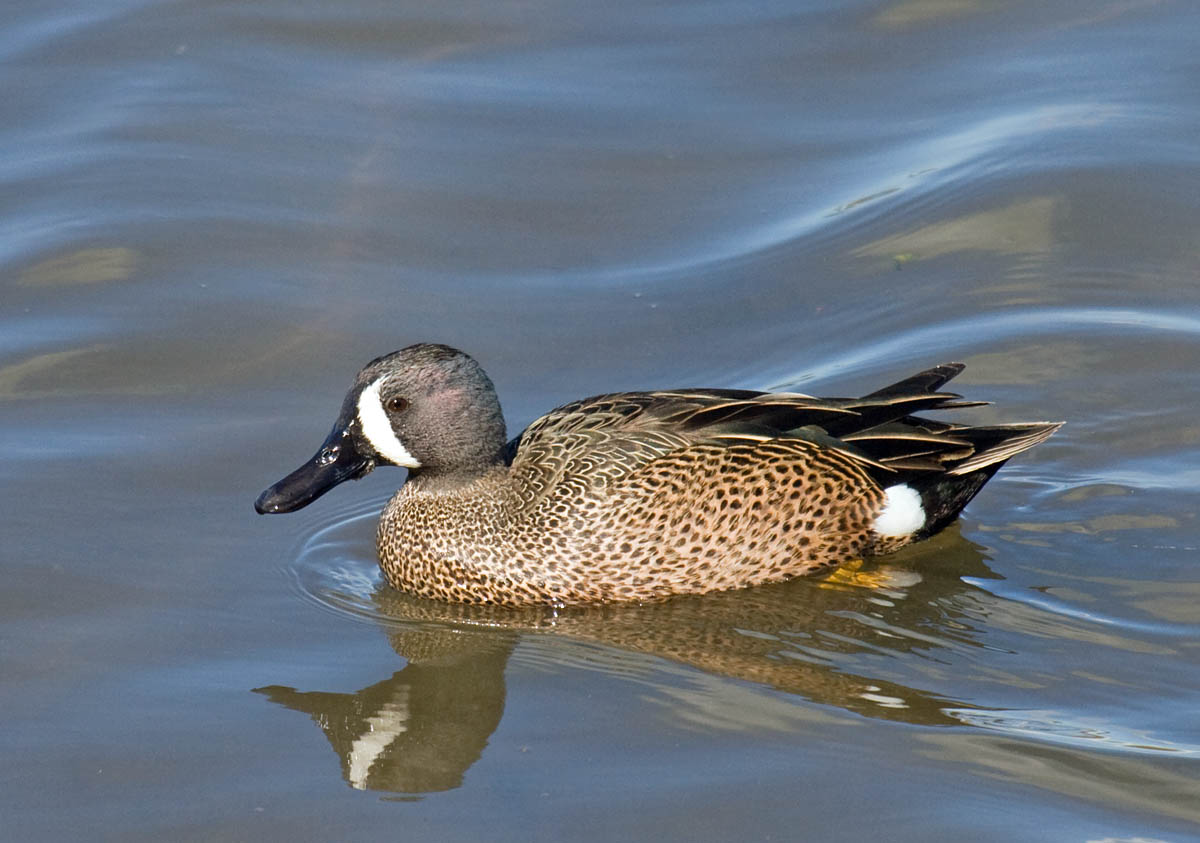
[254,426,374,514]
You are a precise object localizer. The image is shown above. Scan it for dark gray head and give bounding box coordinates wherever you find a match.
[255,344,507,513]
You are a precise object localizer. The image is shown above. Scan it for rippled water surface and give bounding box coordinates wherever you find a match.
[4,0,1200,840]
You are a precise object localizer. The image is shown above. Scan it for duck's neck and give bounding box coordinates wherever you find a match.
[404,460,510,495]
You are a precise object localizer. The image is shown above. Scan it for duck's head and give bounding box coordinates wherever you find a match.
[255,343,506,514]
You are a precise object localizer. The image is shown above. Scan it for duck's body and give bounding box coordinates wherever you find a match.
[256,344,1060,605]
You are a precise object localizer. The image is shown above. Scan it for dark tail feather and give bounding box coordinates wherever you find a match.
[909,464,1003,539]
[864,363,966,399]
[908,421,1063,538]
[825,363,988,436]
[946,422,1064,475]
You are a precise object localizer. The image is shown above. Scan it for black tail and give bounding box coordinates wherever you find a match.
[863,362,966,398]
[837,363,1063,540]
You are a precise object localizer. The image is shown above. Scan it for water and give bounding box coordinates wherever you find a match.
[3,0,1200,839]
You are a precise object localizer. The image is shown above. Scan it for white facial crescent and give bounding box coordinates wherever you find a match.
[357,378,422,469]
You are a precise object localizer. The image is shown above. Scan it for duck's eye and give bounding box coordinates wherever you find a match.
[385,396,409,413]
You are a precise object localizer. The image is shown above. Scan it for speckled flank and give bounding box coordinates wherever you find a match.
[260,345,1062,606]
[378,438,887,604]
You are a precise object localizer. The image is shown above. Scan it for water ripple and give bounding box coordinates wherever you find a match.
[963,576,1199,641]
[948,708,1200,758]
[768,306,1200,387]
[284,494,387,625]
[476,102,1137,288]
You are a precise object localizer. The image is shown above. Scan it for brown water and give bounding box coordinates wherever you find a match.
[4,0,1200,840]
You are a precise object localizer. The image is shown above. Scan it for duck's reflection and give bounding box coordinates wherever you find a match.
[256,631,513,793]
[256,528,999,793]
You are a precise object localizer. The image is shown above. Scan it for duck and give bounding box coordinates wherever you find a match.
[255,343,1061,605]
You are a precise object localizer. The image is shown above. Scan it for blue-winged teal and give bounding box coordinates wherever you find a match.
[256,344,1060,605]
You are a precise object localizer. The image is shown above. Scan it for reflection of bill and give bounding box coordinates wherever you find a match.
[255,532,998,794]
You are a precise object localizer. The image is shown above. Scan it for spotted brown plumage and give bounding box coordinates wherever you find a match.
[256,344,1061,605]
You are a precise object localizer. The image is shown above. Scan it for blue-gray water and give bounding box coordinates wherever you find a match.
[4,1,1200,840]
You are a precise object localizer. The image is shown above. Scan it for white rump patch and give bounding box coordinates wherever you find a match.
[357,378,421,469]
[872,484,925,537]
